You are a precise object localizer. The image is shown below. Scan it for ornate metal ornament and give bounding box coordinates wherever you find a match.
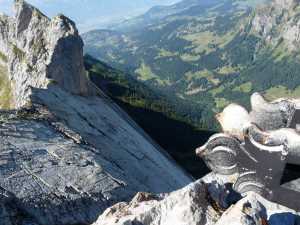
[197,93,300,210]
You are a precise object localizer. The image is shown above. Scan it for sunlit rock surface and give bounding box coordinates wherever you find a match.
[0,0,95,108]
[0,1,192,225]
[94,178,221,225]
[95,173,300,225]
[0,97,190,225]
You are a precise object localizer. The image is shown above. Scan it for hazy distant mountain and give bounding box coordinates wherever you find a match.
[0,0,181,32]
[109,0,219,31]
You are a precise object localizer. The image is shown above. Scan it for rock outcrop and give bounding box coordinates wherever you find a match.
[252,0,300,51]
[95,173,300,225]
[94,179,219,225]
[215,192,299,225]
[0,0,95,108]
[0,1,192,225]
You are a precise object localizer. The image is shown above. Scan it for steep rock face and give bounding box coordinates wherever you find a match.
[0,1,192,225]
[0,101,188,225]
[252,0,300,50]
[0,0,94,108]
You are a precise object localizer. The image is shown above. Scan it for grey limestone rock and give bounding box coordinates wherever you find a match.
[252,0,300,51]
[94,175,300,225]
[93,179,221,225]
[0,1,192,225]
[0,0,95,108]
[216,192,300,225]
[0,97,191,225]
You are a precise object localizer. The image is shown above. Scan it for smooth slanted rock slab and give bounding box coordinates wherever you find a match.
[0,102,191,225]
[32,86,191,194]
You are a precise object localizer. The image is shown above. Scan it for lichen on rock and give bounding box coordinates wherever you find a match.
[0,64,14,109]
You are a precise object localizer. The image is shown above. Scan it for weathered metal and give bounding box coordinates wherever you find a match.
[197,125,287,198]
[197,94,300,210]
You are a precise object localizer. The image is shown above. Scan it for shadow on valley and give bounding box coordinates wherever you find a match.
[114,99,214,178]
[84,55,214,178]
[85,56,300,183]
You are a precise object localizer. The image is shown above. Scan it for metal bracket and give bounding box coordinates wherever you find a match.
[197,124,300,210]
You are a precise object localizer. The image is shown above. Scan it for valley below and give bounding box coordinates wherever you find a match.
[82,0,300,182]
[83,0,300,130]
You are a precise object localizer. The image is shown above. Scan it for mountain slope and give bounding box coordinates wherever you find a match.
[84,55,214,177]
[0,1,192,225]
[110,0,220,31]
[83,0,300,129]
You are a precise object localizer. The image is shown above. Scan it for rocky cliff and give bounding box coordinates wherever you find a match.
[252,0,300,50]
[0,1,192,225]
[0,0,95,108]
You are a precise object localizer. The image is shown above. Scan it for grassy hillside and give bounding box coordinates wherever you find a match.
[0,62,13,109]
[84,55,214,178]
[83,0,300,130]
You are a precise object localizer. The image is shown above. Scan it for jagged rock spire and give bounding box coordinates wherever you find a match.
[0,0,94,108]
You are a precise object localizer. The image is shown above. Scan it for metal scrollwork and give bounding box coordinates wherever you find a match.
[196,134,240,175]
[196,93,300,210]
